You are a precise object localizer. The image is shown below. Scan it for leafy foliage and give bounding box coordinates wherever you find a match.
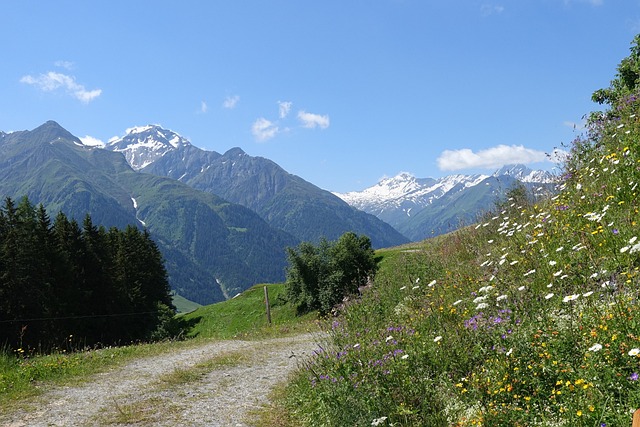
[592,34,640,109]
[0,197,176,350]
[285,232,378,315]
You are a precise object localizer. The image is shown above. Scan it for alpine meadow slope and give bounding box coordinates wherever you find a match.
[279,35,640,426]
[0,121,298,305]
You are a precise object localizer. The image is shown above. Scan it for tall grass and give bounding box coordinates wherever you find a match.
[281,103,640,425]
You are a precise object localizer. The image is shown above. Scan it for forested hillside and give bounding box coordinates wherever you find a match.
[0,197,175,350]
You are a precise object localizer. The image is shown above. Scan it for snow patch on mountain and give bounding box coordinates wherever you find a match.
[493,164,556,183]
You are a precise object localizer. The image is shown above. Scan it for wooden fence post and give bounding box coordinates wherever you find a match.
[633,408,640,427]
[264,286,272,324]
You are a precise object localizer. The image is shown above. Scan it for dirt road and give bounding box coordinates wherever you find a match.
[1,333,320,427]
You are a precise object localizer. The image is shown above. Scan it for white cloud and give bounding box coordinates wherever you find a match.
[562,0,602,6]
[549,148,570,164]
[437,144,549,171]
[200,100,208,113]
[79,135,105,147]
[54,60,74,70]
[252,117,279,142]
[297,110,330,129]
[223,95,240,109]
[278,101,292,119]
[20,71,101,103]
[481,4,505,16]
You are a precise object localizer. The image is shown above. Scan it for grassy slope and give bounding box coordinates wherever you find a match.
[181,283,318,340]
[279,107,640,425]
[172,293,202,314]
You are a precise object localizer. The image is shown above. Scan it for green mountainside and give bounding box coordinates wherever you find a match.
[138,144,409,248]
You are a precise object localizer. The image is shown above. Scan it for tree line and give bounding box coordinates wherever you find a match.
[0,196,176,350]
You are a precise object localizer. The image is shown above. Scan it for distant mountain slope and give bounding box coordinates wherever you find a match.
[106,126,409,248]
[0,121,298,304]
[335,166,556,241]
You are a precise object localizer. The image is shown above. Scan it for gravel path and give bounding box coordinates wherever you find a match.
[0,333,320,427]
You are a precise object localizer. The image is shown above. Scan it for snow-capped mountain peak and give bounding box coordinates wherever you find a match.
[334,166,556,240]
[492,164,556,183]
[335,171,488,210]
[106,124,191,170]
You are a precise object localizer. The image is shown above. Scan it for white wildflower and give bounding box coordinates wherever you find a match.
[588,343,603,352]
[473,296,487,304]
[562,294,579,303]
[372,416,388,426]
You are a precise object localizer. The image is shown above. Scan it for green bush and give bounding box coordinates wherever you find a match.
[285,232,378,315]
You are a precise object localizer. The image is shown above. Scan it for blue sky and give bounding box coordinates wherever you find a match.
[1,1,639,192]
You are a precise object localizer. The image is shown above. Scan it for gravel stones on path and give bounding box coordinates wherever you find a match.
[1,333,320,427]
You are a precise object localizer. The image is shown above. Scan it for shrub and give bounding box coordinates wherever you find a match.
[285,232,378,315]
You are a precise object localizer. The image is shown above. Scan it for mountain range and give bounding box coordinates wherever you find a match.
[0,121,557,304]
[0,122,408,304]
[334,165,557,241]
[104,124,408,248]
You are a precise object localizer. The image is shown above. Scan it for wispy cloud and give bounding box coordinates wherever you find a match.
[79,135,105,147]
[481,4,505,16]
[437,144,549,171]
[223,95,240,109]
[200,100,208,113]
[278,101,292,119]
[54,60,74,70]
[20,71,102,103]
[252,117,279,142]
[297,110,330,129]
[562,0,603,6]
